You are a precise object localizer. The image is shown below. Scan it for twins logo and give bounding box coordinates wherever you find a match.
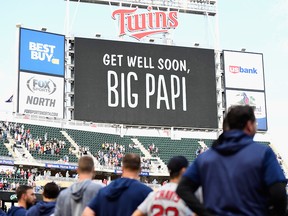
[27,76,57,95]
[112,6,179,40]
[29,42,60,64]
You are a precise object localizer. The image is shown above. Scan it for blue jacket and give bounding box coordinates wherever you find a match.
[184,130,286,216]
[7,206,26,216]
[26,201,56,216]
[0,209,6,216]
[88,178,152,216]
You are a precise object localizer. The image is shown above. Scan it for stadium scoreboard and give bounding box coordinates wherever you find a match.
[74,38,218,128]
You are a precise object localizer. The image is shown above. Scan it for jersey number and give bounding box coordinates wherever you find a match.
[151,204,179,216]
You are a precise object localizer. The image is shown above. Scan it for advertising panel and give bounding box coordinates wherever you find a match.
[19,28,65,76]
[18,72,64,118]
[45,163,77,170]
[226,89,267,131]
[0,160,14,165]
[74,38,218,128]
[223,51,264,90]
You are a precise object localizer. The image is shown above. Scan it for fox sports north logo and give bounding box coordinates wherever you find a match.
[26,77,57,95]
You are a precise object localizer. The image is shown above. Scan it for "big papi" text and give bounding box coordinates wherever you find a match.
[107,71,187,111]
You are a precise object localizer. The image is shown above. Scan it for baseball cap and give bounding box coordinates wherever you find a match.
[167,156,189,176]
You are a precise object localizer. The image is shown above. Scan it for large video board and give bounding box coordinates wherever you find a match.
[74,38,218,128]
[18,72,64,118]
[225,90,267,131]
[223,51,264,90]
[19,28,65,76]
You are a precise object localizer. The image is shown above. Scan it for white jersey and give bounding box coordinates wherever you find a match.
[137,182,193,216]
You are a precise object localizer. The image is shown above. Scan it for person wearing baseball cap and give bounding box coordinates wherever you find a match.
[133,156,194,216]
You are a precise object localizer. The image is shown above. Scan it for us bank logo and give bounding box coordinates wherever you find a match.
[19,28,65,76]
[229,65,257,74]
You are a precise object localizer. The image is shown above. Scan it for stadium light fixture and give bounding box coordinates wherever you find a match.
[41,27,47,32]
[67,0,216,16]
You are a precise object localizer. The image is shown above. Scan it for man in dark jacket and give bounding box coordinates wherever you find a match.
[26,182,60,216]
[0,209,6,216]
[82,153,152,216]
[177,105,287,216]
[7,185,36,216]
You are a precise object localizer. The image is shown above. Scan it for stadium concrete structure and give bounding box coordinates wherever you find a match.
[0,0,286,202]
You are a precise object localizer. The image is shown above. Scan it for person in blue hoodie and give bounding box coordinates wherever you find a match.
[82,153,153,216]
[26,182,60,216]
[176,105,287,216]
[7,185,36,216]
[0,209,6,216]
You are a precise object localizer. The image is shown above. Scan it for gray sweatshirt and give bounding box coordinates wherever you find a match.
[54,179,103,216]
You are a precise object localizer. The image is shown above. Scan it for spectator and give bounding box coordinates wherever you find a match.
[54,156,103,216]
[177,105,287,216]
[7,185,36,216]
[11,182,16,190]
[82,153,152,216]
[26,182,60,216]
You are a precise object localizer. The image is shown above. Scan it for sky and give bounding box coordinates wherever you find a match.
[0,0,288,159]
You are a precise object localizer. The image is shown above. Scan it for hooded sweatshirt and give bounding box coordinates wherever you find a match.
[0,209,6,216]
[26,201,56,216]
[183,130,286,216]
[7,206,26,216]
[54,180,102,216]
[88,177,152,216]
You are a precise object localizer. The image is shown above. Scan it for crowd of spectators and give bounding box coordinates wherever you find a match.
[2,122,67,158]
[78,146,89,157]
[2,121,155,171]
[27,137,66,156]
[0,179,19,191]
[0,168,33,180]
[95,142,125,167]
[195,145,209,157]
[94,142,153,171]
[147,143,159,157]
[0,126,8,143]
[0,167,36,191]
[141,158,152,171]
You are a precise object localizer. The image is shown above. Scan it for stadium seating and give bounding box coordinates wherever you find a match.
[138,137,271,163]
[65,129,141,156]
[23,124,78,163]
[0,173,27,185]
[138,137,203,163]
[0,140,10,157]
[1,122,273,167]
